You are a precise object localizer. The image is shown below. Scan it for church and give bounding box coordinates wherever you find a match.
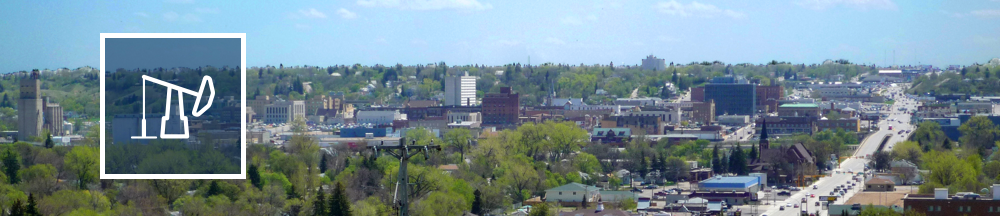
[748,119,818,185]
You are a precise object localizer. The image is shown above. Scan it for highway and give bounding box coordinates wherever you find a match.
[759,84,917,216]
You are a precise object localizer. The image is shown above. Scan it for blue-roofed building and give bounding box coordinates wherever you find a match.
[698,176,761,193]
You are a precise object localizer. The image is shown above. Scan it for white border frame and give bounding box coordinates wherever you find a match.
[100,33,246,179]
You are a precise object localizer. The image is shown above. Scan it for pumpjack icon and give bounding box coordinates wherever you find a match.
[131,75,215,140]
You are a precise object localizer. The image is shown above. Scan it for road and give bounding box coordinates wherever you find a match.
[760,84,917,216]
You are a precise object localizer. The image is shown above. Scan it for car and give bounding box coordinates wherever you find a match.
[811,194,816,198]
[631,188,642,193]
[794,204,799,208]
[644,185,657,189]
[786,203,793,207]
[780,206,785,211]
[778,191,792,196]
[830,192,835,195]
[816,201,821,206]
[813,185,818,189]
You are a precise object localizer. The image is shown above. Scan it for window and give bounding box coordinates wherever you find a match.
[559,192,562,195]
[573,192,576,195]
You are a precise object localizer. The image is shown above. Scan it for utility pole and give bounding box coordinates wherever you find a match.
[371,139,442,216]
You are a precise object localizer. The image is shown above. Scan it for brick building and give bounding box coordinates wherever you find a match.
[756,85,783,113]
[482,87,519,126]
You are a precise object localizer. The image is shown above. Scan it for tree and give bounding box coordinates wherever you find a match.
[206,181,222,197]
[443,128,472,160]
[44,133,54,148]
[749,144,758,161]
[471,189,483,215]
[329,182,352,216]
[3,148,20,184]
[868,151,891,172]
[711,144,722,174]
[890,141,922,164]
[10,199,25,216]
[64,146,98,189]
[942,139,951,150]
[320,154,328,173]
[26,193,39,216]
[313,189,327,216]
[528,203,550,216]
[958,116,999,156]
[249,163,263,190]
[580,194,588,209]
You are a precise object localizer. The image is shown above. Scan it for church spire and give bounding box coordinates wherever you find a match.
[759,118,769,150]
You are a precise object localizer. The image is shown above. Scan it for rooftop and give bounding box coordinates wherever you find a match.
[699,176,759,184]
[779,103,819,108]
[546,183,600,192]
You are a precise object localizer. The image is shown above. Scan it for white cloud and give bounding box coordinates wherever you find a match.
[655,1,745,19]
[560,16,583,25]
[135,12,149,18]
[164,0,194,3]
[357,0,493,11]
[794,0,897,11]
[163,11,179,21]
[297,8,327,19]
[545,37,566,45]
[971,9,1000,18]
[295,24,311,29]
[337,8,358,19]
[940,10,966,18]
[195,8,219,14]
[163,11,201,22]
[494,39,520,46]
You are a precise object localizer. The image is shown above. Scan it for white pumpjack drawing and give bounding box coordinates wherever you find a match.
[131,75,215,139]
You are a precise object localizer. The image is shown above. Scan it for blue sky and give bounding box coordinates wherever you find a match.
[1,0,999,73]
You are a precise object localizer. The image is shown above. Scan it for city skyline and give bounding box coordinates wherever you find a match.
[2,0,1000,72]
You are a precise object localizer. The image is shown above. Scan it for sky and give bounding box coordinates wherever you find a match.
[1,0,999,73]
[105,38,240,71]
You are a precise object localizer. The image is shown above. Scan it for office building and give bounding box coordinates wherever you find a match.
[264,100,305,124]
[482,87,519,126]
[641,55,666,71]
[756,85,783,113]
[445,72,477,106]
[704,76,756,116]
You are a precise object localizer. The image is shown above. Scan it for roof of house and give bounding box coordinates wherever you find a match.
[599,191,639,200]
[405,100,439,108]
[592,128,631,137]
[866,177,895,185]
[779,103,819,108]
[552,98,584,106]
[558,209,634,216]
[546,183,600,192]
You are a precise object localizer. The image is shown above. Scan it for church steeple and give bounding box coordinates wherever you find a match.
[759,118,769,150]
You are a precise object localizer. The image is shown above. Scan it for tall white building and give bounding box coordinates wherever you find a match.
[445,72,477,106]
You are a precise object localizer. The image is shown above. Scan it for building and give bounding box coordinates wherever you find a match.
[544,183,600,203]
[42,97,64,136]
[444,72,477,106]
[641,55,666,71]
[704,76,756,116]
[18,70,43,141]
[690,87,705,102]
[864,177,895,191]
[591,128,630,146]
[902,186,1000,215]
[690,100,716,124]
[778,103,821,118]
[756,85,783,113]
[264,100,306,124]
[756,116,816,136]
[697,176,762,193]
[248,95,273,121]
[482,87,519,126]
[615,98,661,107]
[355,110,404,126]
[816,118,860,132]
[717,115,749,126]
[608,111,676,135]
[956,102,992,114]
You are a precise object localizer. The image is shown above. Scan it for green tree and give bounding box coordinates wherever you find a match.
[206,180,222,197]
[958,116,999,156]
[314,189,327,216]
[443,128,473,160]
[528,203,550,216]
[471,189,483,215]
[329,182,352,216]
[2,149,20,184]
[711,144,721,174]
[249,163,263,190]
[43,133,53,148]
[890,141,922,164]
[64,146,98,189]
[26,193,39,216]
